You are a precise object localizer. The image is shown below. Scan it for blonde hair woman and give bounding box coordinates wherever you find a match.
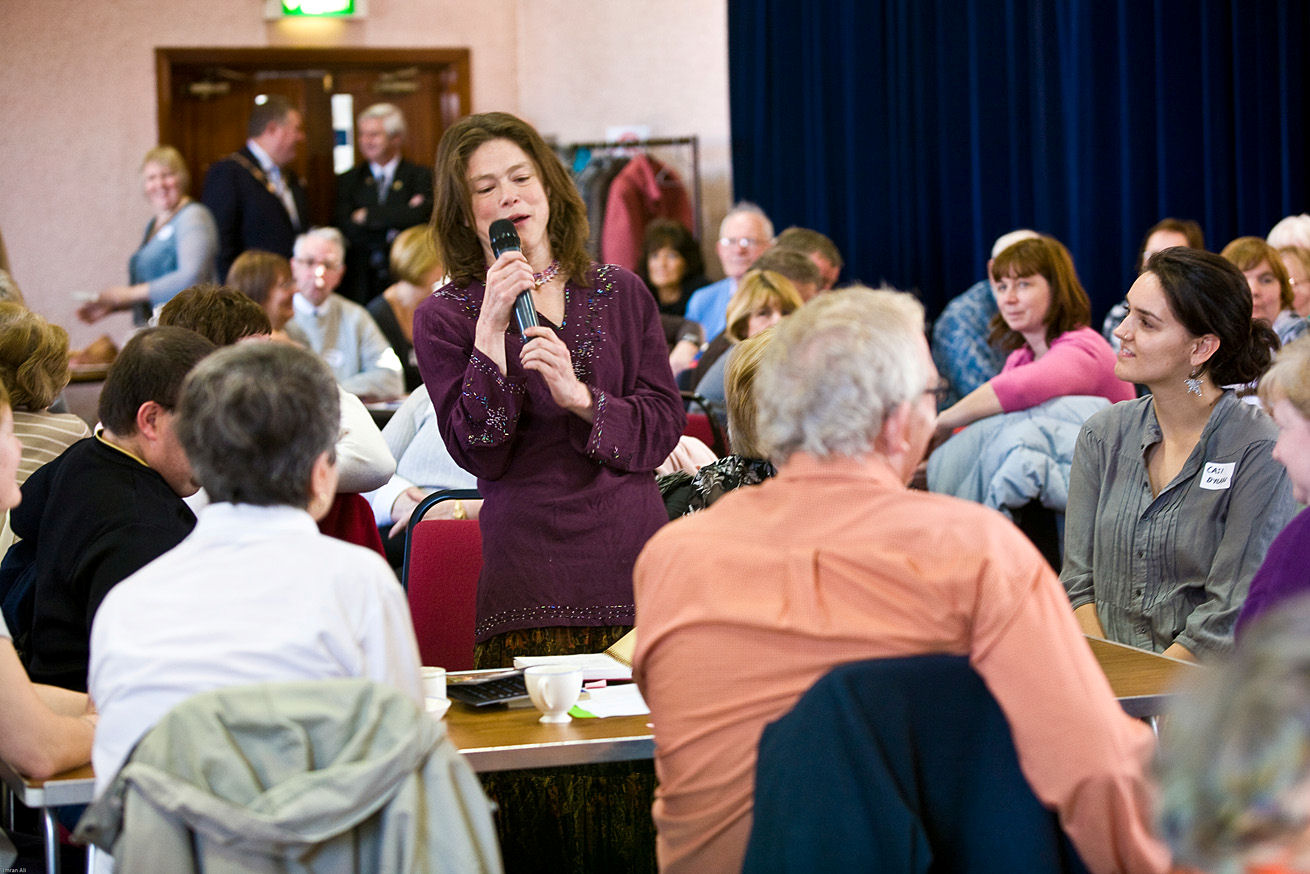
[367,225,444,392]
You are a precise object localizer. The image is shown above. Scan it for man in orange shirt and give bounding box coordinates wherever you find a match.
[633,287,1170,874]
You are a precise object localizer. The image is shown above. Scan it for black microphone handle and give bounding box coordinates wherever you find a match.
[513,290,539,333]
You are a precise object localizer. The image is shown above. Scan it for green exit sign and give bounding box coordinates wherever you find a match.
[282,0,354,14]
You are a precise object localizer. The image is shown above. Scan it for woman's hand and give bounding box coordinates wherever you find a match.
[521,325,594,422]
[474,251,537,375]
[77,284,147,324]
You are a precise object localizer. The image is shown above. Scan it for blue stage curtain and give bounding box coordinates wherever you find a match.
[727,0,1310,321]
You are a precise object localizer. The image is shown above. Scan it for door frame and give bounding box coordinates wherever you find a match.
[154,47,472,145]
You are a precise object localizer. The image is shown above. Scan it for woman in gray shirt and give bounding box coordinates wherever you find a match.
[1061,248,1296,661]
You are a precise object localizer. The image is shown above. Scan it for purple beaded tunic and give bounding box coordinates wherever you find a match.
[414,264,685,641]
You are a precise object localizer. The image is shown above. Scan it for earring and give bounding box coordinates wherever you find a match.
[1185,367,1204,397]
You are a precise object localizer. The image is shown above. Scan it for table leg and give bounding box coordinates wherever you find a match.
[43,807,60,874]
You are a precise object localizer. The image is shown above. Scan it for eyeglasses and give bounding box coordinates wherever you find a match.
[293,257,343,272]
[924,379,952,406]
[718,236,768,249]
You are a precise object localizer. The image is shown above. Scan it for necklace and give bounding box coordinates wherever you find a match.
[533,260,561,288]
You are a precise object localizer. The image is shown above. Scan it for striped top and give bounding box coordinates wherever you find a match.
[14,409,91,486]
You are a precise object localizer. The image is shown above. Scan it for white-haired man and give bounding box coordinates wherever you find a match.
[930,228,1041,406]
[334,103,434,304]
[288,227,404,401]
[633,287,1170,874]
[684,203,773,338]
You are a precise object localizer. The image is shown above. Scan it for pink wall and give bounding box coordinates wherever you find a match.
[0,0,730,347]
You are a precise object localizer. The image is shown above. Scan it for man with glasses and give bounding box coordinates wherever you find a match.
[633,288,1169,874]
[287,227,404,401]
[685,202,774,338]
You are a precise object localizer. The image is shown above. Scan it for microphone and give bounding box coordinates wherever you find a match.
[488,218,540,334]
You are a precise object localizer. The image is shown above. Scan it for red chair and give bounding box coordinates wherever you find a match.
[317,492,386,559]
[682,391,729,455]
[401,489,482,671]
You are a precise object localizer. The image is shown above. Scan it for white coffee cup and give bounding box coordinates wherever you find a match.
[523,665,583,724]
[421,666,447,701]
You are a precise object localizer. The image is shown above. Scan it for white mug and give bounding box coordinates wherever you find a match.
[524,665,583,724]
[421,666,447,701]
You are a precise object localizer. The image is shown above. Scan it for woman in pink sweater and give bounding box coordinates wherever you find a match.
[935,235,1135,441]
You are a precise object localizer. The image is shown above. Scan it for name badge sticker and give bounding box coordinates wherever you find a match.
[1199,461,1236,490]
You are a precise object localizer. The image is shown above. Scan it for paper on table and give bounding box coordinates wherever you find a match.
[571,683,649,718]
[513,652,632,681]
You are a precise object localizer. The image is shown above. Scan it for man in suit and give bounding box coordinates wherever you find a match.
[334,103,434,305]
[202,95,308,279]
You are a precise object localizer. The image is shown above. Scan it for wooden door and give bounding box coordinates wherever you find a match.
[157,48,471,230]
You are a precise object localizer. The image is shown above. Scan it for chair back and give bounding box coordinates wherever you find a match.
[402,489,482,671]
[317,492,387,558]
[742,655,1090,874]
[682,391,728,455]
[76,678,502,872]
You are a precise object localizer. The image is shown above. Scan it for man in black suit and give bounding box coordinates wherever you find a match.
[334,103,434,305]
[202,95,308,280]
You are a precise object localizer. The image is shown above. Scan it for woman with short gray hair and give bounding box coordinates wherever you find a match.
[87,342,424,798]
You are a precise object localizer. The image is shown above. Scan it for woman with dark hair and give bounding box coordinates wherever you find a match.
[1103,217,1206,348]
[934,235,1134,440]
[415,109,684,873]
[635,218,706,316]
[416,112,684,665]
[1062,248,1296,661]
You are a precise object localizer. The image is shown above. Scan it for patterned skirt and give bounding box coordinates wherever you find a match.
[474,625,657,874]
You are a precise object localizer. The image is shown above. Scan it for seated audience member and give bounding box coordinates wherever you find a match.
[1277,245,1310,318]
[367,225,443,393]
[157,284,393,496]
[685,203,774,338]
[87,342,423,798]
[691,252,817,392]
[365,384,478,556]
[1222,236,1309,348]
[1157,594,1310,873]
[0,304,90,487]
[14,327,216,691]
[934,235,1135,442]
[1062,248,1296,661]
[1267,212,1310,250]
[660,328,777,517]
[287,227,404,401]
[1103,218,1205,350]
[225,249,297,337]
[158,282,270,346]
[633,287,1170,874]
[772,225,843,290]
[0,303,91,552]
[637,220,709,377]
[693,269,804,412]
[930,229,1039,407]
[637,218,708,317]
[1235,336,1310,637]
[0,377,95,780]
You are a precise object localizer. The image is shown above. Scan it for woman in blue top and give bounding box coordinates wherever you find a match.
[78,146,218,326]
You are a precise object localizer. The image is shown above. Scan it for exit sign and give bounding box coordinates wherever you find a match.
[265,0,367,19]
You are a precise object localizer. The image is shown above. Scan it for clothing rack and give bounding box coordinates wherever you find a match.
[557,135,702,239]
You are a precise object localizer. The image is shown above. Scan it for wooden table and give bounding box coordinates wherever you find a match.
[0,635,1197,871]
[445,704,653,772]
[1086,636,1198,718]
